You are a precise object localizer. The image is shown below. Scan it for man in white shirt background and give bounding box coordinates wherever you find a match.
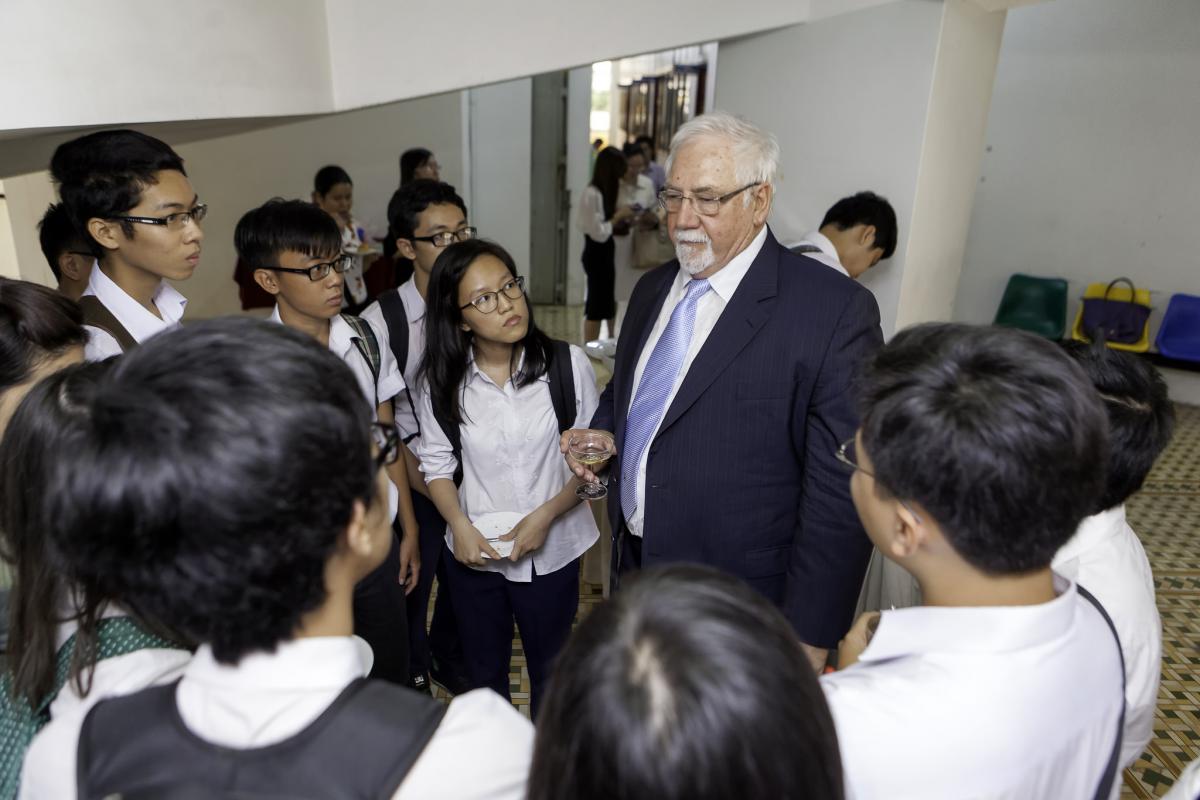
[791,191,897,280]
[825,323,1125,800]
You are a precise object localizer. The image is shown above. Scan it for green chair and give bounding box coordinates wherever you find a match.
[993,274,1069,340]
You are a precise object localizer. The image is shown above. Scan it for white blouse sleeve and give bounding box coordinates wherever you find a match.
[576,185,613,243]
[570,344,600,427]
[414,380,460,483]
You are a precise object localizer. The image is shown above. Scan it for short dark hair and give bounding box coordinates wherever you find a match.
[820,191,898,260]
[0,277,86,393]
[529,565,844,800]
[37,203,89,281]
[313,165,352,196]
[385,180,468,242]
[45,317,379,664]
[400,148,433,185]
[234,198,343,268]
[1061,339,1175,511]
[634,134,655,152]
[49,129,186,256]
[621,142,645,161]
[858,323,1108,574]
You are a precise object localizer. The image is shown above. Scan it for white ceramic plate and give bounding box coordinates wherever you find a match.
[472,511,524,559]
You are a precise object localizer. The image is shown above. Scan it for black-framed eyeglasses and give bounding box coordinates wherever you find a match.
[108,203,208,231]
[261,254,354,282]
[461,276,525,314]
[657,184,760,216]
[371,422,400,469]
[410,226,477,248]
[835,437,923,524]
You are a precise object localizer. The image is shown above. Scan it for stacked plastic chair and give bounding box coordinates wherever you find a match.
[1155,293,1200,363]
[993,274,1069,340]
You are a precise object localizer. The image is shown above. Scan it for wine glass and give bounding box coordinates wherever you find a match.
[569,431,616,500]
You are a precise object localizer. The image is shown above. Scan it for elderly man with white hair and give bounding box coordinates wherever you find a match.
[564,111,883,669]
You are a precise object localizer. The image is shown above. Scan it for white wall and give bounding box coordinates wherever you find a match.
[713,1,945,337]
[1,172,56,287]
[565,67,594,306]
[0,184,20,279]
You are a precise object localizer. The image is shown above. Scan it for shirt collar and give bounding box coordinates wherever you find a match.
[399,277,426,322]
[800,230,848,275]
[1054,505,1127,566]
[183,636,372,692]
[268,304,355,358]
[675,224,769,303]
[466,346,531,387]
[860,574,1078,662]
[85,263,188,342]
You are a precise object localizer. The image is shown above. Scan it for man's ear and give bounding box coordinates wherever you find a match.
[858,224,877,249]
[340,498,373,558]
[86,218,122,253]
[396,238,417,261]
[887,501,927,560]
[58,252,88,282]
[752,184,773,227]
[311,191,321,207]
[253,268,283,296]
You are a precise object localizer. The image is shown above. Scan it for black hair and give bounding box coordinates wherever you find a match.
[1,361,115,703]
[0,278,86,393]
[313,165,352,196]
[418,239,551,428]
[44,317,379,664]
[37,203,89,281]
[49,129,187,257]
[1061,339,1175,511]
[400,148,434,185]
[529,565,844,800]
[858,323,1108,574]
[820,191,899,261]
[622,142,646,162]
[234,198,343,268]
[386,180,468,242]
[590,147,627,220]
[634,134,656,151]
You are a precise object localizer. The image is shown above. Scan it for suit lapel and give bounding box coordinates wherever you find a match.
[616,266,675,440]
[655,234,780,436]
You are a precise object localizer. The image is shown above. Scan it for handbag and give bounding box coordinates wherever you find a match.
[632,223,676,270]
[1079,277,1151,345]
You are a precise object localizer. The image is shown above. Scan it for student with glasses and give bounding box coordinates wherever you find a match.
[239,198,420,688]
[415,239,598,718]
[36,203,94,301]
[362,180,476,697]
[50,129,204,360]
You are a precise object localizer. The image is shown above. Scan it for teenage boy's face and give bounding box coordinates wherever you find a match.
[315,183,353,225]
[400,203,468,276]
[458,255,528,345]
[99,170,203,282]
[264,250,345,321]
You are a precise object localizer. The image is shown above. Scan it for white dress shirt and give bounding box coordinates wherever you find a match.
[23,637,533,800]
[577,185,614,243]
[416,345,600,581]
[81,263,188,361]
[1052,504,1161,767]
[792,230,848,277]
[625,224,767,537]
[820,575,1125,800]
[362,278,425,442]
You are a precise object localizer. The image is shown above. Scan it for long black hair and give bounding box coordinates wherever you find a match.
[590,147,626,220]
[0,278,86,394]
[418,239,552,428]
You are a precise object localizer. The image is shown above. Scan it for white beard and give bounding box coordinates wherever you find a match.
[674,230,715,276]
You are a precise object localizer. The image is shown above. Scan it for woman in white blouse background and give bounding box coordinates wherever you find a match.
[415,239,599,718]
[576,147,636,343]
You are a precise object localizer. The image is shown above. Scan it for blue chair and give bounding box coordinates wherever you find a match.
[1155,293,1200,362]
[993,274,1069,340]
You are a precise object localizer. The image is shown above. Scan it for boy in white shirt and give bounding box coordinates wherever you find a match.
[39,318,532,800]
[238,198,419,685]
[1057,339,1173,768]
[823,323,1125,800]
[49,129,204,360]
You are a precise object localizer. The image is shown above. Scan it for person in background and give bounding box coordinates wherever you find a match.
[1057,338,1174,769]
[791,191,897,280]
[528,564,844,800]
[401,148,440,185]
[635,134,667,194]
[613,143,660,307]
[50,129,203,360]
[36,203,93,301]
[312,165,371,312]
[576,147,636,343]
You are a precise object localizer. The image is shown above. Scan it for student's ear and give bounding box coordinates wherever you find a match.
[395,238,417,261]
[253,268,283,296]
[858,224,877,249]
[58,252,87,282]
[310,191,321,207]
[86,218,122,252]
[341,498,374,559]
[886,501,927,561]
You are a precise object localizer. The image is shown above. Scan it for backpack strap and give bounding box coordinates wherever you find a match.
[548,340,576,435]
[1076,584,1126,800]
[431,401,465,488]
[790,243,824,256]
[78,296,137,353]
[341,314,381,391]
[377,288,409,374]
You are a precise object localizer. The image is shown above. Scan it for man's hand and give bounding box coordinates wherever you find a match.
[397,530,420,595]
[800,642,830,674]
[500,507,553,562]
[450,520,501,566]
[836,611,881,670]
[559,428,616,483]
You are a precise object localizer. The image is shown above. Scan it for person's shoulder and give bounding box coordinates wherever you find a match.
[83,325,122,362]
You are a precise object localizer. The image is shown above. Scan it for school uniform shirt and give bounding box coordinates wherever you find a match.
[1052,504,1162,767]
[1165,758,1200,800]
[81,263,188,361]
[577,185,615,243]
[792,230,848,277]
[23,637,533,800]
[820,576,1125,800]
[415,345,600,582]
[19,603,191,800]
[362,277,425,443]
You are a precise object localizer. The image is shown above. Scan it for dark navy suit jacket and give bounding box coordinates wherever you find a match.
[591,230,883,647]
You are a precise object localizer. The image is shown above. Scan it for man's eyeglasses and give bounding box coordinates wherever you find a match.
[835,437,923,524]
[657,184,759,216]
[461,276,525,314]
[410,227,478,248]
[261,254,354,282]
[108,203,208,231]
[372,423,400,470]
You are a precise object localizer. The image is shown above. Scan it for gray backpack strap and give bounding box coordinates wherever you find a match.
[341,314,381,388]
[1077,584,1126,800]
[78,296,137,352]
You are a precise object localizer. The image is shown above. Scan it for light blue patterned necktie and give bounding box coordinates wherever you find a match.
[621,278,712,519]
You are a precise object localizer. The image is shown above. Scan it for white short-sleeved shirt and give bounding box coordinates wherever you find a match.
[416,344,599,582]
[1053,504,1162,767]
[791,230,849,277]
[362,278,425,443]
[820,576,1125,800]
[81,263,188,361]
